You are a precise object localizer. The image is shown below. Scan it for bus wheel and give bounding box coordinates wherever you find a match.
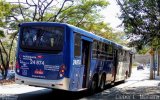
[89,76,98,94]
[99,75,106,91]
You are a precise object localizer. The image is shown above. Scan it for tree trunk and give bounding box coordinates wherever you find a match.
[3,69,8,79]
[149,48,154,79]
[1,69,5,79]
[157,50,160,76]
[128,54,132,77]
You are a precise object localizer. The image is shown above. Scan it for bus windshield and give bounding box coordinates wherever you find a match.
[20,26,64,52]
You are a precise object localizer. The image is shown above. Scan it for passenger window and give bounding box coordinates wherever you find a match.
[74,33,81,57]
[106,45,113,60]
[92,41,98,59]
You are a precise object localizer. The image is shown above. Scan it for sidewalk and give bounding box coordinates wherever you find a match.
[81,68,160,100]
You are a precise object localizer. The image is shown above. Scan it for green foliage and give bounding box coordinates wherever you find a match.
[0,1,11,27]
[9,31,18,39]
[151,37,160,49]
[138,47,150,54]
[57,0,117,40]
[111,31,128,45]
[0,1,11,16]
[0,30,5,38]
[117,0,160,51]
[58,0,108,24]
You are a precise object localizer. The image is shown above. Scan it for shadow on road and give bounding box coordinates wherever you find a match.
[17,82,123,100]
[18,88,89,100]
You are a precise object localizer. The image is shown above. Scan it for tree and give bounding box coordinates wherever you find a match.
[111,31,128,45]
[57,0,116,39]
[0,0,16,79]
[117,0,160,79]
[116,0,160,50]
[9,0,112,39]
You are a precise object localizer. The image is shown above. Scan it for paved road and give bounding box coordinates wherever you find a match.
[0,87,95,100]
[1,68,160,100]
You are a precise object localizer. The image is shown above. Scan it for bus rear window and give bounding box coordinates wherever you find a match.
[20,26,64,52]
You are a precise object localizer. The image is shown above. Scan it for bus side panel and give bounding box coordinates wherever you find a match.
[67,30,83,91]
[90,59,98,78]
[115,51,130,82]
[88,59,98,87]
[69,65,84,91]
[89,59,114,86]
[123,62,129,78]
[64,26,72,78]
[104,60,114,81]
[115,62,129,81]
[116,62,124,81]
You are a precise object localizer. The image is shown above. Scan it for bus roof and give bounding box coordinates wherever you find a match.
[20,22,131,51]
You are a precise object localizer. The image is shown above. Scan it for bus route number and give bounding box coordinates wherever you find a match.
[30,59,44,65]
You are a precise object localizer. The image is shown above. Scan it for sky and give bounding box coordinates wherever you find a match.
[102,0,123,31]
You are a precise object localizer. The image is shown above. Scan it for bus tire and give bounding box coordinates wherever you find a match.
[89,76,98,94]
[99,75,106,91]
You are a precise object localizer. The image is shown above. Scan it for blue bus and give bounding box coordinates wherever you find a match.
[15,22,132,92]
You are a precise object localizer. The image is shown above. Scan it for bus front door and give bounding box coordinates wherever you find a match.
[81,39,92,88]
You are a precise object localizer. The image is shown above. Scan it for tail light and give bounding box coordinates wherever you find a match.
[59,64,66,77]
[16,61,20,69]
[16,61,20,73]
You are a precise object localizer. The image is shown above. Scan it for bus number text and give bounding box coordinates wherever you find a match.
[30,59,44,65]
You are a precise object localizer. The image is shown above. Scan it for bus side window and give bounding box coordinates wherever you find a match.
[74,33,81,57]
[105,44,108,60]
[101,43,105,60]
[107,45,113,60]
[98,42,102,59]
[119,49,123,62]
[123,51,129,62]
[127,52,130,62]
[123,51,127,61]
[92,41,98,59]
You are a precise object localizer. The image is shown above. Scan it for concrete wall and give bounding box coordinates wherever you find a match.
[133,54,150,64]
